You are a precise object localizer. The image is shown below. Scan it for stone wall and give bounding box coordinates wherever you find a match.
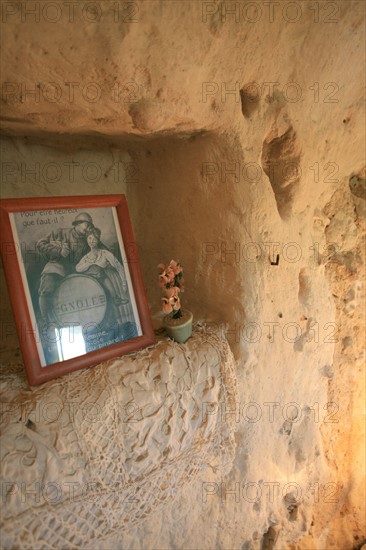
[1,1,365,548]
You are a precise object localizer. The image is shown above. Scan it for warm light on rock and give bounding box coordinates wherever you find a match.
[0,1,365,548]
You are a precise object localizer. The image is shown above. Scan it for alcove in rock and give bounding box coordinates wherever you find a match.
[1,2,365,548]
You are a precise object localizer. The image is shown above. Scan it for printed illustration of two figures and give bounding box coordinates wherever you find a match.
[36,212,137,364]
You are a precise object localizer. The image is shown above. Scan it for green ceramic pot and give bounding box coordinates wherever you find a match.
[163,309,193,343]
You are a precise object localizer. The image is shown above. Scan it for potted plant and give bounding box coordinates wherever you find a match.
[158,260,193,343]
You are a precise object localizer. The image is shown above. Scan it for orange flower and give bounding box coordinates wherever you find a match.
[158,259,184,315]
[166,267,175,282]
[158,272,170,288]
[165,286,180,299]
[169,260,182,275]
[162,297,173,314]
[172,296,181,311]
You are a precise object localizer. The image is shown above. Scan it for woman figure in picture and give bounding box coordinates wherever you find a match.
[75,227,135,330]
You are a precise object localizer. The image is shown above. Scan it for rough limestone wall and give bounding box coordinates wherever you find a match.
[313,177,365,550]
[1,1,365,549]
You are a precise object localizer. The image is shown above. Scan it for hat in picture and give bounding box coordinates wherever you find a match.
[72,212,93,226]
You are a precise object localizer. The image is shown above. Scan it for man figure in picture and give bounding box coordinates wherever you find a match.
[36,212,95,325]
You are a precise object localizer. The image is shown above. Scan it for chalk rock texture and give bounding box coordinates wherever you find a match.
[0,0,365,548]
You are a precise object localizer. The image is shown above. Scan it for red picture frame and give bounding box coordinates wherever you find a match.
[0,195,155,385]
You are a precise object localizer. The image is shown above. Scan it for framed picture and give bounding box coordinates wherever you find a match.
[0,195,155,385]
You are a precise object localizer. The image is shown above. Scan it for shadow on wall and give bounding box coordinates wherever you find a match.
[126,131,255,356]
[261,125,301,220]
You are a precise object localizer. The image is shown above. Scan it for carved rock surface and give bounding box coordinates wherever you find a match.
[0,1,365,548]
